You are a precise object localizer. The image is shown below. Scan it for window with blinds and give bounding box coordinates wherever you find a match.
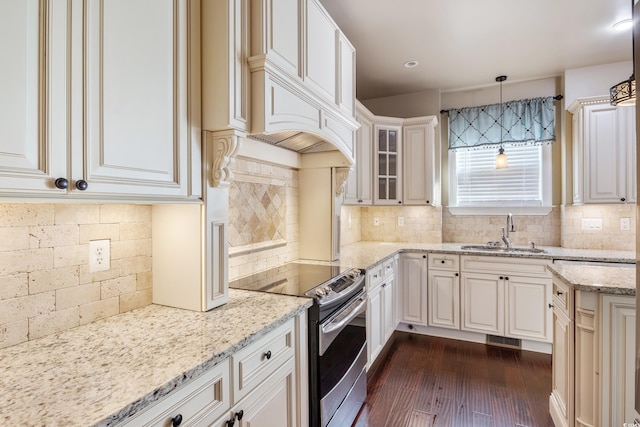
[451,144,544,206]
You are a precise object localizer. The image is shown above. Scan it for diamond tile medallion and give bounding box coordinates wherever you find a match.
[229,181,286,247]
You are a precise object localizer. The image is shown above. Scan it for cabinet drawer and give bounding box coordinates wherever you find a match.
[367,263,384,288]
[120,359,230,427]
[552,279,572,317]
[231,318,295,403]
[428,253,459,271]
[382,257,396,278]
[461,255,550,277]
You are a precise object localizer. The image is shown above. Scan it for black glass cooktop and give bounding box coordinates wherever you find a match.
[229,262,349,297]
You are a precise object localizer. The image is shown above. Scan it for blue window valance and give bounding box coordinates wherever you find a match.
[448,96,556,151]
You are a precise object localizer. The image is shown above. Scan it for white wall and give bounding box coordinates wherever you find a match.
[361,89,440,118]
[441,77,560,109]
[564,61,632,107]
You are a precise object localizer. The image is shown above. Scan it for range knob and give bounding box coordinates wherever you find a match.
[315,288,326,297]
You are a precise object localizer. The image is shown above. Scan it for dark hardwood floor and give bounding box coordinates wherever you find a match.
[353,333,554,427]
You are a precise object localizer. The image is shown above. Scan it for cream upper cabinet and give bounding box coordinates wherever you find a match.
[402,117,440,206]
[374,122,403,205]
[0,0,201,200]
[242,0,358,163]
[348,112,439,206]
[0,0,69,194]
[569,97,636,204]
[337,33,356,116]
[344,102,373,205]
[305,0,337,102]
[202,0,250,133]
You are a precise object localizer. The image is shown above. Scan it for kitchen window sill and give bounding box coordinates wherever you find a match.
[447,205,554,216]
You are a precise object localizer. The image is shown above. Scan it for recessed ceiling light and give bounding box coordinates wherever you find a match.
[613,19,633,31]
[403,60,419,68]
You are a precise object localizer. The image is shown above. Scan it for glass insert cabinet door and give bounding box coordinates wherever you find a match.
[375,125,402,205]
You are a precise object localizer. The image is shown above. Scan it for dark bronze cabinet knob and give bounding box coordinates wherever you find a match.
[54,178,69,189]
[171,414,183,426]
[75,180,88,191]
[264,350,272,360]
[236,410,244,420]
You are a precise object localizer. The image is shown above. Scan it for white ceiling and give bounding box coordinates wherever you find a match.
[319,0,633,100]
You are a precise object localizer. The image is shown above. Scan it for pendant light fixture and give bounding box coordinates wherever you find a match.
[610,2,636,106]
[495,75,509,169]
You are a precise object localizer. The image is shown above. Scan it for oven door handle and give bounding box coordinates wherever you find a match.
[321,297,366,334]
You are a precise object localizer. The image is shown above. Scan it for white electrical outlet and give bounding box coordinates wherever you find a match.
[620,217,630,231]
[397,216,405,227]
[581,218,603,230]
[89,239,110,272]
[374,217,380,226]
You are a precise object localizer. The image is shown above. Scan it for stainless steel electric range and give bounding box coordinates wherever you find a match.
[230,262,367,427]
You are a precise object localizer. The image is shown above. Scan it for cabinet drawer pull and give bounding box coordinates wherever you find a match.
[263,350,272,360]
[499,276,504,280]
[236,410,244,420]
[556,291,563,296]
[226,418,236,427]
[171,414,183,426]
[621,197,626,202]
[441,260,445,264]
[455,273,459,277]
[549,303,554,308]
[505,276,509,281]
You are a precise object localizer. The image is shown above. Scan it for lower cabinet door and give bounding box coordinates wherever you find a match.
[549,307,573,427]
[461,272,503,335]
[427,270,460,330]
[382,279,395,341]
[209,359,297,427]
[505,275,551,342]
[367,283,384,365]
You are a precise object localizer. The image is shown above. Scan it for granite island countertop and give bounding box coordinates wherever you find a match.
[333,241,635,271]
[0,289,312,427]
[547,263,636,296]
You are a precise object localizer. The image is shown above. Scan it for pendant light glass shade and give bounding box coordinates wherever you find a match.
[496,147,509,169]
[495,75,508,169]
[610,75,636,106]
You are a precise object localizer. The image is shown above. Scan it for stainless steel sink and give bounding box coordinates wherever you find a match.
[460,245,547,254]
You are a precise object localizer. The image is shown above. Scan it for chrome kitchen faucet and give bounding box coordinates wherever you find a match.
[501,213,515,248]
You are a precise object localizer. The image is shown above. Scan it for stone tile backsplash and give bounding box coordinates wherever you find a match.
[0,203,152,349]
[442,207,562,247]
[360,206,443,243]
[561,204,636,251]
[228,158,299,281]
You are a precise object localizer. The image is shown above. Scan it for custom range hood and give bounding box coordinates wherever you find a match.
[248,130,340,154]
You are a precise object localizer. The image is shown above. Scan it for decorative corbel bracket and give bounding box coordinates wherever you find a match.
[206,130,242,188]
[334,167,352,197]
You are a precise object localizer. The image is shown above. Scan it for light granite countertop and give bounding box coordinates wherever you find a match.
[328,241,636,296]
[332,241,636,271]
[547,263,636,296]
[0,289,312,427]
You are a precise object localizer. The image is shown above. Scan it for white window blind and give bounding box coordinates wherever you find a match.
[453,144,543,206]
